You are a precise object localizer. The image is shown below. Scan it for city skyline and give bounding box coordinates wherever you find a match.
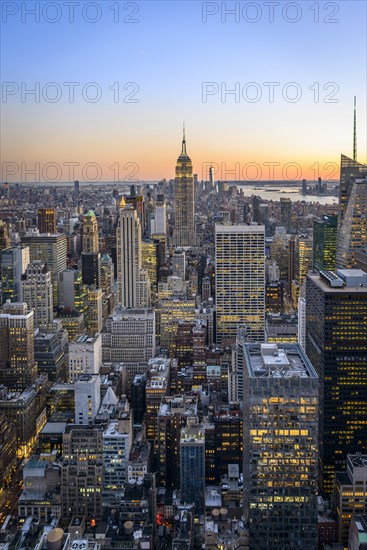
[1,0,367,545]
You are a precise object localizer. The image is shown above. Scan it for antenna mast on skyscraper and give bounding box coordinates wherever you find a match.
[353,96,357,161]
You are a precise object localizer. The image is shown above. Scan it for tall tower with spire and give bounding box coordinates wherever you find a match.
[335,98,367,269]
[173,126,196,247]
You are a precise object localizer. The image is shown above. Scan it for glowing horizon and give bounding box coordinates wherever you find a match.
[1,1,366,183]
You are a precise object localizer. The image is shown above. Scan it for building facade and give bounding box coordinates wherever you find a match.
[173,129,196,247]
[215,223,265,345]
[37,208,56,234]
[243,343,319,549]
[116,198,150,308]
[313,215,337,272]
[0,302,37,390]
[21,260,54,328]
[306,269,367,493]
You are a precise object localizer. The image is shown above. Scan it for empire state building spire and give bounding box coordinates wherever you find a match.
[173,126,196,247]
[181,123,187,156]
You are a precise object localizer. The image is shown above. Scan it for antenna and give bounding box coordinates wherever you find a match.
[353,96,357,161]
[181,123,187,156]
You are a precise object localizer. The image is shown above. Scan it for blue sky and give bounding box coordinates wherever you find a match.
[1,0,366,181]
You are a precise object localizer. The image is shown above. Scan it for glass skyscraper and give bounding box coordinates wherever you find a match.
[313,215,337,272]
[336,155,367,269]
[306,269,367,493]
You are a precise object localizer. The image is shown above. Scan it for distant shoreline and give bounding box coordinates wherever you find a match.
[7,180,339,187]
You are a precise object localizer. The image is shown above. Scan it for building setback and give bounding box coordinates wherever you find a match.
[173,129,196,248]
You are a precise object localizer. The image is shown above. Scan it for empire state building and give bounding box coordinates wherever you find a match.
[173,127,196,247]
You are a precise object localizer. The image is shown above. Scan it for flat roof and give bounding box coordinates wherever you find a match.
[308,271,367,293]
[41,422,67,434]
[244,343,317,379]
[215,223,265,233]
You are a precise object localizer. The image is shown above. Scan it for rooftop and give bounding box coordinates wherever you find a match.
[244,343,317,379]
[41,421,67,435]
[73,334,100,344]
[309,269,367,293]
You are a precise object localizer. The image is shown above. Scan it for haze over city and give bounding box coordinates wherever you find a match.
[1,1,366,181]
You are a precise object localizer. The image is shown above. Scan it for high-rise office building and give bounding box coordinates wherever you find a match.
[21,260,54,328]
[173,128,196,247]
[0,246,29,304]
[145,357,170,443]
[85,287,103,335]
[58,269,88,315]
[82,210,101,288]
[34,328,68,382]
[103,404,133,493]
[142,240,158,296]
[151,194,167,236]
[0,386,38,458]
[61,425,103,521]
[172,249,186,279]
[102,307,155,384]
[338,155,367,226]
[336,155,367,269]
[334,454,367,548]
[336,175,367,269]
[158,395,198,488]
[288,235,296,287]
[131,374,146,424]
[21,231,67,306]
[243,343,319,549]
[159,297,196,349]
[252,196,261,224]
[82,253,101,288]
[116,198,151,308]
[126,185,146,236]
[213,404,243,482]
[295,235,313,286]
[280,197,292,232]
[0,302,37,390]
[82,210,99,254]
[313,215,337,272]
[306,269,367,493]
[215,223,265,345]
[57,309,85,342]
[180,420,205,514]
[101,253,115,320]
[37,208,56,234]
